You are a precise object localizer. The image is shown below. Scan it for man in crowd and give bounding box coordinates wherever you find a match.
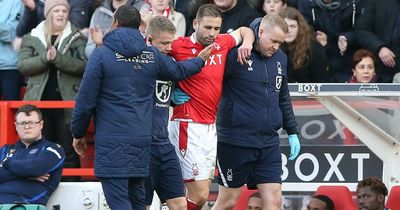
[210,15,300,210]
[356,0,400,82]
[167,4,254,209]
[71,5,211,210]
[0,104,65,205]
[357,177,391,210]
[307,195,334,210]
[247,192,263,210]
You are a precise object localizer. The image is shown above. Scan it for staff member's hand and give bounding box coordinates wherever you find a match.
[73,138,87,157]
[197,44,213,61]
[288,134,300,160]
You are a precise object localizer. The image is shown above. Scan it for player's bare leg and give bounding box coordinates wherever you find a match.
[211,185,242,210]
[185,179,212,210]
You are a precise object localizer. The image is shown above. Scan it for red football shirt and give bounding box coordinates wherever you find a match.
[169,34,237,123]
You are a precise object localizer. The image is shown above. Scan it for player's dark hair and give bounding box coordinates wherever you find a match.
[196,4,222,20]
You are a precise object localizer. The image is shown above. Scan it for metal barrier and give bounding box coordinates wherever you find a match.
[1,83,399,185]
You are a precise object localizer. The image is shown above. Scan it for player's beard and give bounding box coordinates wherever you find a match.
[197,34,215,47]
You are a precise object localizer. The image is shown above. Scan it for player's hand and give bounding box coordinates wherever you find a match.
[237,41,253,65]
[73,138,87,157]
[288,134,300,160]
[197,44,213,61]
[378,47,396,68]
[29,173,50,182]
[316,31,327,47]
[338,35,348,56]
[172,88,190,105]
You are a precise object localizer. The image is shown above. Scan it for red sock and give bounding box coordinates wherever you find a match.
[187,198,202,210]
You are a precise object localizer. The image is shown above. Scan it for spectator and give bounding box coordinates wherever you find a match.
[167,4,253,209]
[173,0,190,28]
[356,0,400,82]
[17,0,87,176]
[348,49,381,83]
[307,195,334,210]
[298,0,365,82]
[85,0,145,58]
[16,0,96,37]
[173,0,190,17]
[280,7,330,82]
[0,0,25,100]
[71,5,210,210]
[211,15,300,210]
[140,0,186,37]
[247,192,263,210]
[356,177,390,210]
[258,0,287,16]
[214,0,261,33]
[0,104,65,205]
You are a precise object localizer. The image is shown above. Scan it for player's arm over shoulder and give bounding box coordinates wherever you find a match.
[228,27,255,47]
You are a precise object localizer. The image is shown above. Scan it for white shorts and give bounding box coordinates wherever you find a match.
[168,120,217,181]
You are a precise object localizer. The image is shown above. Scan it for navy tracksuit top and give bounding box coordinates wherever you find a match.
[0,138,65,205]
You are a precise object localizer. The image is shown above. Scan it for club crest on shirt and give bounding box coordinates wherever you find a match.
[192,48,197,54]
[155,80,172,103]
[276,75,283,90]
[29,148,39,154]
[213,43,221,50]
[247,59,253,71]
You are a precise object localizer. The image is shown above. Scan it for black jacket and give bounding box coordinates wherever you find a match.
[284,40,330,83]
[355,0,400,82]
[299,0,364,81]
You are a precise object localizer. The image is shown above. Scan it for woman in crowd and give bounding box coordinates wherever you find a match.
[280,7,330,82]
[348,49,380,83]
[17,0,87,173]
[141,0,186,37]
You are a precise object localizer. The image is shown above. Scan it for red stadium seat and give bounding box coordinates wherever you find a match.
[315,186,357,210]
[232,187,258,210]
[386,185,400,209]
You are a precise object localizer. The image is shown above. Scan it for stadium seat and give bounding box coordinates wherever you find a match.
[315,186,357,210]
[386,185,400,209]
[232,187,258,210]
